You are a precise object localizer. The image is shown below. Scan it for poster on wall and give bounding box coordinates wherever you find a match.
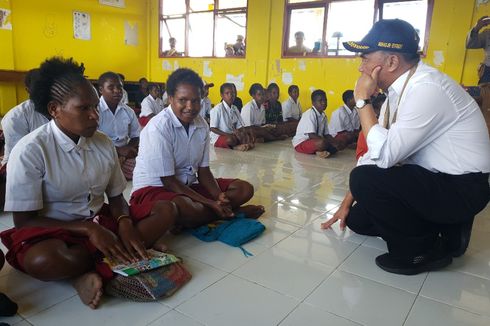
[99,0,126,8]
[124,21,138,46]
[73,11,91,40]
[0,8,12,30]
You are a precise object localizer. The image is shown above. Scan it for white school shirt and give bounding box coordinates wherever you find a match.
[241,100,265,126]
[328,104,360,137]
[199,97,212,119]
[292,107,329,147]
[1,100,49,166]
[282,97,302,121]
[209,101,244,145]
[140,94,164,117]
[120,89,129,105]
[132,106,210,192]
[5,120,126,220]
[98,96,140,147]
[367,61,490,174]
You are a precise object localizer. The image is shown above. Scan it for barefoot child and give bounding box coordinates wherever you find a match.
[0,57,177,309]
[130,69,265,230]
[210,83,255,151]
[292,89,339,158]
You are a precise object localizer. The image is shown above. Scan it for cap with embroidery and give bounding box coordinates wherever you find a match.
[343,19,420,54]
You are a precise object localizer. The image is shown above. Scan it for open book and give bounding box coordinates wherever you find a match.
[103,249,180,276]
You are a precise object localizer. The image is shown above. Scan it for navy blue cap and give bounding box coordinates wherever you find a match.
[343,19,420,54]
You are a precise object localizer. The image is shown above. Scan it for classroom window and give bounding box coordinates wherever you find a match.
[283,0,433,58]
[159,0,248,58]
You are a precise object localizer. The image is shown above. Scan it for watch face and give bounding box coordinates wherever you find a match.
[355,99,365,108]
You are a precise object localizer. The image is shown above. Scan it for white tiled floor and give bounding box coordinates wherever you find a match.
[1,139,489,326]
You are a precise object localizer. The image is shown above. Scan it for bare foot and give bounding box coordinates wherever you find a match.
[73,272,103,309]
[152,236,168,252]
[235,205,266,219]
[316,151,331,159]
[233,144,251,151]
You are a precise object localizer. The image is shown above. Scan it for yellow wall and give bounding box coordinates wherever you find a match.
[0,0,484,116]
[149,0,481,117]
[0,0,148,114]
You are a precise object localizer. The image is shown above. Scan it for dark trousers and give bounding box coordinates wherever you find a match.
[347,165,490,259]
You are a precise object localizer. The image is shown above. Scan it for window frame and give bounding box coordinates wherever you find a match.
[282,0,433,58]
[159,0,249,58]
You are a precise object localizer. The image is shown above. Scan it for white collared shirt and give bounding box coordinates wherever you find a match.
[328,104,360,137]
[132,107,210,192]
[209,101,244,145]
[5,120,126,220]
[1,100,49,166]
[241,100,265,126]
[140,95,165,117]
[98,96,140,147]
[367,61,490,174]
[292,107,329,147]
[282,97,302,121]
[199,97,212,119]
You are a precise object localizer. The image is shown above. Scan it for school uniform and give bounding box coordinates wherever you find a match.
[292,107,329,154]
[120,89,129,105]
[209,101,245,148]
[199,97,212,120]
[130,107,235,220]
[281,97,302,121]
[241,100,265,126]
[1,100,49,166]
[328,104,360,137]
[1,120,126,274]
[139,95,165,126]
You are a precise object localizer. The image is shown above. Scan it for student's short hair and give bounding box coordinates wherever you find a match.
[148,83,159,92]
[166,68,203,97]
[30,57,86,117]
[98,71,121,87]
[220,83,234,94]
[288,85,299,94]
[24,68,40,93]
[342,90,354,104]
[294,31,305,38]
[138,77,148,84]
[249,83,264,96]
[311,89,326,102]
[267,83,279,92]
[118,73,125,81]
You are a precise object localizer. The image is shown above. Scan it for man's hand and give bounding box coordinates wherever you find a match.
[354,66,382,101]
[320,205,350,230]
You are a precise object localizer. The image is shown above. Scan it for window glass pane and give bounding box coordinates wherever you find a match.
[189,0,214,12]
[382,0,428,51]
[326,0,374,56]
[216,12,247,57]
[161,0,186,15]
[161,18,185,56]
[188,12,214,57]
[218,0,247,9]
[287,7,324,55]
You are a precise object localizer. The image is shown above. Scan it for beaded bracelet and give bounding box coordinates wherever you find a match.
[116,214,131,223]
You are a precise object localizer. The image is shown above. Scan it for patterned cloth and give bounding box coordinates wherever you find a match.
[265,101,283,124]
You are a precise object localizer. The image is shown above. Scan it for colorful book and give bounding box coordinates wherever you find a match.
[103,249,180,277]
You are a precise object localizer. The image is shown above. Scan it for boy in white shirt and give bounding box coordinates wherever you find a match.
[139,83,165,127]
[199,82,213,123]
[210,83,255,151]
[130,69,265,232]
[328,90,360,148]
[97,72,140,180]
[282,85,302,121]
[292,89,339,158]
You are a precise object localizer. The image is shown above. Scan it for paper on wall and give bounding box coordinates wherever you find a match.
[282,72,293,85]
[226,74,244,91]
[0,8,12,30]
[99,0,126,8]
[203,61,213,77]
[124,21,138,46]
[73,11,91,40]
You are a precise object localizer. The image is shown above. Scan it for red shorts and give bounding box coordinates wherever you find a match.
[214,135,231,148]
[139,116,151,127]
[294,139,318,154]
[355,132,368,160]
[129,178,236,220]
[0,205,117,280]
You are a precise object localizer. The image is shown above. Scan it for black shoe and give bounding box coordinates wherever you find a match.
[0,293,18,317]
[441,218,474,258]
[375,240,452,275]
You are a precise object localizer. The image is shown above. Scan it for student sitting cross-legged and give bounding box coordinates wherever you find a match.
[0,57,178,309]
[130,69,265,232]
[328,90,360,148]
[292,89,340,158]
[210,82,255,151]
[139,83,165,127]
[97,71,140,180]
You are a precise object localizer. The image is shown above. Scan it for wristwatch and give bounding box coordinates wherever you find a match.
[355,98,371,110]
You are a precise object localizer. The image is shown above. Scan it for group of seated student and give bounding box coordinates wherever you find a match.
[0,58,264,310]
